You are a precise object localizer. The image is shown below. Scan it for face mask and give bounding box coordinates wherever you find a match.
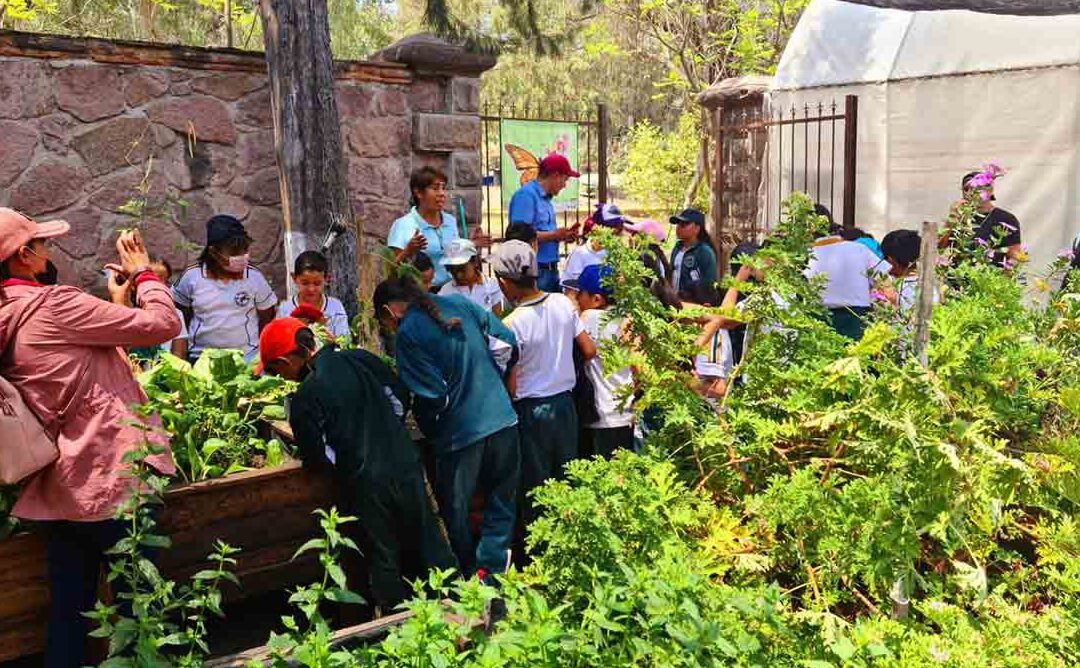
[226,253,250,273]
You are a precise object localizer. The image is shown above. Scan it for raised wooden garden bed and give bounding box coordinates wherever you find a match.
[0,453,333,663]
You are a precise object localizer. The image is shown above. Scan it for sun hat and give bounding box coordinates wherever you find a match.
[538,154,580,178]
[0,208,70,262]
[441,238,479,266]
[625,219,666,243]
[490,240,538,281]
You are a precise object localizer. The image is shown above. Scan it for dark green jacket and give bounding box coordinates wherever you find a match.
[394,294,518,454]
[289,347,419,481]
[670,240,718,300]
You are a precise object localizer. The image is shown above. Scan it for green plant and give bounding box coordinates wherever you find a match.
[139,349,291,482]
[87,439,240,667]
[264,508,367,667]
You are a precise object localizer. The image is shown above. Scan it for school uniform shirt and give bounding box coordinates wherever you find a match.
[387,208,460,288]
[438,278,505,313]
[172,265,277,363]
[805,237,883,309]
[579,309,634,429]
[395,294,519,454]
[503,292,582,400]
[561,244,606,283]
[670,241,718,295]
[160,307,189,353]
[275,295,351,341]
[695,328,734,379]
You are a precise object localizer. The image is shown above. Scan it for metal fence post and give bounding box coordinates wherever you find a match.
[597,103,609,203]
[842,94,858,229]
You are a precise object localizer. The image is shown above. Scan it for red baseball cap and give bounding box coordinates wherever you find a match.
[0,208,70,262]
[257,317,308,374]
[539,154,580,178]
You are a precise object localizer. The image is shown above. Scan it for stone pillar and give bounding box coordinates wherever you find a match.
[373,34,495,238]
[697,76,770,271]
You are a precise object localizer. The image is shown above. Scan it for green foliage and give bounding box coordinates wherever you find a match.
[4,0,394,58]
[139,349,291,482]
[87,440,240,667]
[265,508,367,667]
[618,111,708,213]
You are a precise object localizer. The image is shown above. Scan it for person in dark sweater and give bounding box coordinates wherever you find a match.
[258,318,456,610]
[374,277,521,580]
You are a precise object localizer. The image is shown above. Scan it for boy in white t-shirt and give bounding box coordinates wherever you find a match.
[492,240,596,527]
[566,263,635,458]
[805,230,884,340]
[438,238,505,315]
[275,250,351,344]
[173,215,278,364]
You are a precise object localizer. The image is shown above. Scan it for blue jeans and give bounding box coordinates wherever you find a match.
[538,264,561,293]
[434,426,521,577]
[44,519,130,668]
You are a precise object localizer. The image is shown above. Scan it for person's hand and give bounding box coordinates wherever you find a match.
[405,230,428,256]
[105,263,133,306]
[116,229,151,276]
[471,228,492,249]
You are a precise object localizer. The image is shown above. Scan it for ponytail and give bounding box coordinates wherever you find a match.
[373,276,460,331]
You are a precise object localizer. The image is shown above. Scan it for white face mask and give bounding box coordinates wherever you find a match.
[226,253,250,273]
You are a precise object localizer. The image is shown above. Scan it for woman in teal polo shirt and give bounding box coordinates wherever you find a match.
[670,207,719,304]
[388,166,460,289]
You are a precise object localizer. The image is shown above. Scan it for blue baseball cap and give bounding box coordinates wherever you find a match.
[570,263,613,297]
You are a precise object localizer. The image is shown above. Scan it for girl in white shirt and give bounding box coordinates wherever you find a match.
[438,239,505,315]
[173,215,278,364]
[276,250,351,344]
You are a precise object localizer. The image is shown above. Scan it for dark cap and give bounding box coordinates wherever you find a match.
[206,214,249,246]
[670,208,705,227]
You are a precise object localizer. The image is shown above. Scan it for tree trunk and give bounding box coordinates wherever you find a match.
[259,0,359,317]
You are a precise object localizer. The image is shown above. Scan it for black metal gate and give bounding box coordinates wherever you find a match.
[711,94,858,245]
[479,102,609,247]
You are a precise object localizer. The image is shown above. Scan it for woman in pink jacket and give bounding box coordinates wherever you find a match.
[0,208,179,667]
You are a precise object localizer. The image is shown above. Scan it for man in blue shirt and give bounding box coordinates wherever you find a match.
[507,154,581,293]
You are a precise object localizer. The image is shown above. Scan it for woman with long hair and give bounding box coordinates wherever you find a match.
[669,208,719,305]
[374,276,520,581]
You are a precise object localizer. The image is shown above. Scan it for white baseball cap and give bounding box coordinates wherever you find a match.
[440,238,479,266]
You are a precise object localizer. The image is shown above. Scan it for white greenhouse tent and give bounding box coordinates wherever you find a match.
[769,0,1080,273]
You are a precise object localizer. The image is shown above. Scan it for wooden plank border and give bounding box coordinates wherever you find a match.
[0,30,411,85]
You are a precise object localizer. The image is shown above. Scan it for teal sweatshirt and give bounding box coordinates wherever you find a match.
[394,294,518,453]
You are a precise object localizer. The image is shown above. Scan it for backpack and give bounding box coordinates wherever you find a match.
[0,290,59,484]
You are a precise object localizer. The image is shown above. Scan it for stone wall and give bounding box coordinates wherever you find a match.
[0,31,490,294]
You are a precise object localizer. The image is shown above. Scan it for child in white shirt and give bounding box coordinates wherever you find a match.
[173,215,277,364]
[570,264,635,458]
[275,250,351,344]
[438,239,504,315]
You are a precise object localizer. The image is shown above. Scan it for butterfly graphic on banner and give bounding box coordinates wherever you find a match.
[504,144,541,186]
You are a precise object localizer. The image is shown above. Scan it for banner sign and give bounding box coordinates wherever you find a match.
[499,120,579,211]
